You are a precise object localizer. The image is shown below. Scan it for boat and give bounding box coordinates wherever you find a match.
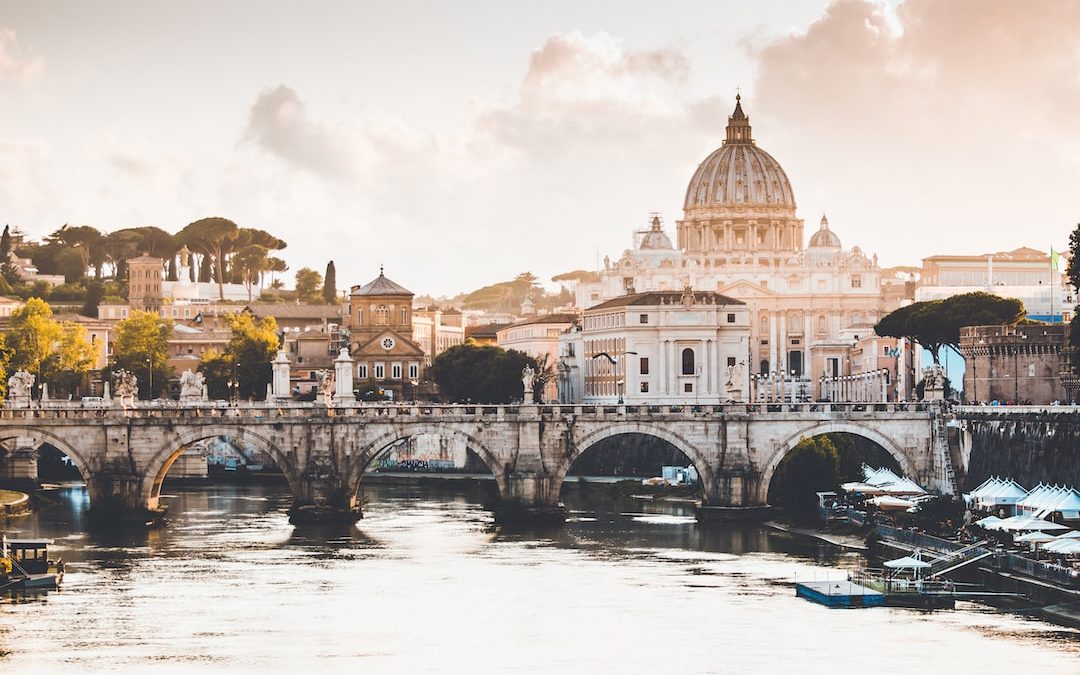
[1,536,65,591]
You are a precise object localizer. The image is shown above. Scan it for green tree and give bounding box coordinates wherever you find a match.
[41,321,96,397]
[197,349,233,400]
[232,244,269,302]
[323,260,337,304]
[1067,223,1080,293]
[179,217,240,300]
[56,247,87,283]
[769,435,841,513]
[0,225,10,260]
[82,281,106,317]
[874,292,1023,364]
[225,312,279,400]
[295,267,323,304]
[430,343,537,403]
[112,310,174,399]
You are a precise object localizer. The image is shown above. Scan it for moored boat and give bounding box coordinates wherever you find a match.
[2,536,64,591]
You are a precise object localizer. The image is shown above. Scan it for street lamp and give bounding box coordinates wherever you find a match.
[146,356,153,401]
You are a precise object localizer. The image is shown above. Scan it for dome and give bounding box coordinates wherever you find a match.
[808,214,841,249]
[638,215,674,251]
[683,96,795,211]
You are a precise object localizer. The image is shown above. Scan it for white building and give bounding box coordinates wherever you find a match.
[558,287,751,404]
[574,96,897,398]
[412,307,465,364]
[496,313,579,402]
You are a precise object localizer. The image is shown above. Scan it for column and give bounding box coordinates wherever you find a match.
[803,313,812,378]
[333,348,354,403]
[778,312,787,374]
[272,350,291,400]
[769,313,778,373]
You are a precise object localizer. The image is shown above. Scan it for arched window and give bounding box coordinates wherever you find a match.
[681,348,695,375]
[760,360,770,375]
[759,314,769,336]
[357,309,364,324]
[817,315,827,333]
[375,305,389,325]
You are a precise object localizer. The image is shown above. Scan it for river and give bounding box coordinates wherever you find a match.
[2,481,1078,673]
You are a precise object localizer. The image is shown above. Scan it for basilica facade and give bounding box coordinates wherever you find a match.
[574,97,896,397]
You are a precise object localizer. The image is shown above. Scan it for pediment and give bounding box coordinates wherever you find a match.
[717,280,778,299]
[353,329,425,357]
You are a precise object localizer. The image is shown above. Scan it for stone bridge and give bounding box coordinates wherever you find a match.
[0,401,949,525]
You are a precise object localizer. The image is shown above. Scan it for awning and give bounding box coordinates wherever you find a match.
[884,555,931,569]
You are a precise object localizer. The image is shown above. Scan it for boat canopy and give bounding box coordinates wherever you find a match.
[884,555,931,570]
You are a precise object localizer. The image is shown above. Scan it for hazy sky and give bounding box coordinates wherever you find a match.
[2,1,1078,296]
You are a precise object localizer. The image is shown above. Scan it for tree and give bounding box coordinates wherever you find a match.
[232,244,269,302]
[225,312,279,400]
[1067,223,1080,293]
[112,310,174,399]
[5,297,62,377]
[40,322,96,397]
[430,343,537,403]
[82,281,106,317]
[295,267,323,304]
[197,349,233,400]
[0,225,10,260]
[323,260,337,304]
[769,435,841,513]
[56,247,87,283]
[179,217,240,300]
[875,292,1024,364]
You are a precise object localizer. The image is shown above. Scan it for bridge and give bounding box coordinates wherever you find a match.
[0,401,949,525]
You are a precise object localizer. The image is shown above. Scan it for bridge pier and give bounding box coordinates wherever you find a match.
[87,474,168,527]
[0,448,39,492]
[492,473,566,524]
[695,469,772,522]
[287,473,362,524]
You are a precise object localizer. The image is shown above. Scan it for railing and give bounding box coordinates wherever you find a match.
[0,400,939,422]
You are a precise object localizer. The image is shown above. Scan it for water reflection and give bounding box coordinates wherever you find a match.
[1,481,1077,673]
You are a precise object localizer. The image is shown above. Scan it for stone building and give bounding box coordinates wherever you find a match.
[127,254,164,312]
[558,287,751,404]
[346,268,425,401]
[575,97,894,397]
[496,313,579,402]
[412,307,465,364]
[959,324,1066,404]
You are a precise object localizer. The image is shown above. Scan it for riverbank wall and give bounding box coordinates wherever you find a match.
[961,410,1080,490]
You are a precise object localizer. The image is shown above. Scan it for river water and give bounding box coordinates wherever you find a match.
[2,482,1078,673]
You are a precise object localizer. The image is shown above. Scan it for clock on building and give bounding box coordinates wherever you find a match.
[380,336,396,351]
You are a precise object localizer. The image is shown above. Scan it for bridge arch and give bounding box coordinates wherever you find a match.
[349,424,507,499]
[758,421,919,504]
[141,426,297,510]
[553,422,714,500]
[0,426,95,485]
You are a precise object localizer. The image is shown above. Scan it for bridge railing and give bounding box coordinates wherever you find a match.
[0,400,938,421]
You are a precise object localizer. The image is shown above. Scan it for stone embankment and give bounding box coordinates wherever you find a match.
[0,489,31,520]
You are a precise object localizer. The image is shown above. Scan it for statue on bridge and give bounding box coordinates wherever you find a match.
[179,369,207,402]
[114,369,138,406]
[316,369,334,405]
[521,365,536,404]
[725,362,744,402]
[6,370,34,409]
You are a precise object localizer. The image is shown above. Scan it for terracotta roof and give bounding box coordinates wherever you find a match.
[587,291,744,311]
[465,322,510,339]
[245,303,344,320]
[504,313,580,329]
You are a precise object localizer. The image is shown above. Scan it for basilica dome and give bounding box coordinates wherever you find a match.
[683,96,795,211]
[808,214,842,249]
[638,215,674,250]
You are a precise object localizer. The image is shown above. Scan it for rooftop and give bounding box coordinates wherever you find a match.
[587,291,745,311]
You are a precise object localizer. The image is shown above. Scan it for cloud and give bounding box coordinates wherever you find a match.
[0,28,42,84]
[242,85,360,181]
[0,141,54,217]
[749,0,1080,261]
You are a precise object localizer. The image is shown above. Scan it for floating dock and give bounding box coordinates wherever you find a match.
[796,580,885,607]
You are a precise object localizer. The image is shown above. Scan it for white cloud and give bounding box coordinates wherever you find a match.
[0,28,42,84]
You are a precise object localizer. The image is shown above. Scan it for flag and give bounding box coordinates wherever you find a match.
[1050,247,1061,271]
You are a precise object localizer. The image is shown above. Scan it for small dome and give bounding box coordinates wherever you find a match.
[808,214,842,249]
[638,215,674,250]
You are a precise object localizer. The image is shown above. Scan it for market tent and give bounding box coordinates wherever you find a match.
[1058,530,1080,539]
[1043,538,1080,554]
[884,554,931,570]
[870,496,916,511]
[975,515,1003,528]
[840,482,885,495]
[1016,531,1056,543]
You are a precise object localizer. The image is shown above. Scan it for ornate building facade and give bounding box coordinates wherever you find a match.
[575,97,896,396]
[346,268,425,401]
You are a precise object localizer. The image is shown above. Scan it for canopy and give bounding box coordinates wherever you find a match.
[870,496,917,511]
[1057,530,1080,539]
[884,555,931,570]
[1016,531,1056,543]
[975,515,1003,528]
[840,482,884,495]
[1044,539,1080,555]
[991,515,1069,532]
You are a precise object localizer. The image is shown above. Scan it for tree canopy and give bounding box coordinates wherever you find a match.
[295,267,323,304]
[874,292,1024,363]
[323,260,337,304]
[430,343,540,403]
[111,310,174,399]
[227,313,279,400]
[3,298,95,396]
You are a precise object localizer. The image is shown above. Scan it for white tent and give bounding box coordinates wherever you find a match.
[884,555,932,569]
[975,515,1003,528]
[1043,539,1080,555]
[1058,530,1080,539]
[1016,531,1056,543]
[870,495,917,511]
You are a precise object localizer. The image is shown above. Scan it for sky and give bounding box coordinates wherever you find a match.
[1,0,1079,297]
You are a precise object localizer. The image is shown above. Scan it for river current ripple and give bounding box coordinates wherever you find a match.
[2,482,1078,673]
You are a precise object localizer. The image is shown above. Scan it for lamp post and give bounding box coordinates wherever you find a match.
[145,356,153,401]
[591,351,638,403]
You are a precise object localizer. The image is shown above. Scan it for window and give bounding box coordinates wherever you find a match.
[400,308,408,325]
[357,309,363,324]
[760,360,770,375]
[791,338,800,346]
[374,364,385,379]
[408,363,419,379]
[681,348,695,375]
[640,357,650,375]
[851,275,862,288]
[358,364,368,379]
[727,357,736,367]
[375,305,389,325]
[727,313,736,323]
[640,382,649,393]
[392,363,402,379]
[684,382,693,393]
[639,313,648,324]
